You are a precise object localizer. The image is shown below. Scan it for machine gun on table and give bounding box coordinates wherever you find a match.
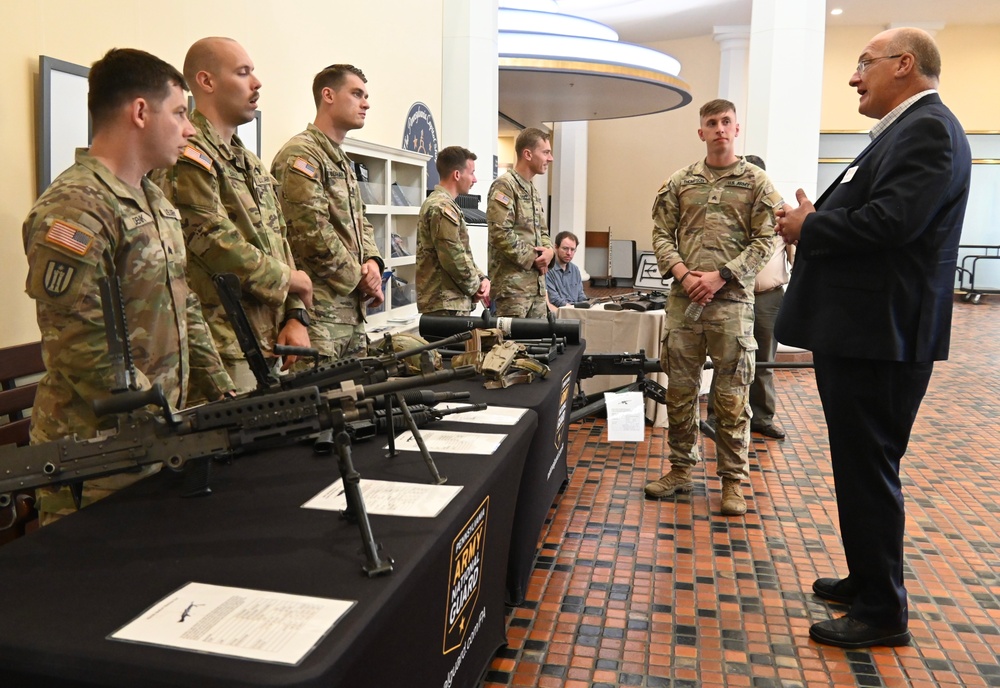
[419,311,581,366]
[571,352,814,438]
[0,276,481,577]
[0,356,475,577]
[214,272,476,485]
[571,291,668,312]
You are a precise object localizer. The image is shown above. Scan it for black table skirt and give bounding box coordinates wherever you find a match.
[0,407,537,688]
[447,342,584,604]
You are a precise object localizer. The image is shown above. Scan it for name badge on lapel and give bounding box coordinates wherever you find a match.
[840,166,859,184]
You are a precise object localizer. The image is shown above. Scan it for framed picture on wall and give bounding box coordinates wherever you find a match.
[37,55,90,197]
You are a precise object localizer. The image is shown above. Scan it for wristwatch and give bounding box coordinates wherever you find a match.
[281,308,311,328]
[719,266,734,281]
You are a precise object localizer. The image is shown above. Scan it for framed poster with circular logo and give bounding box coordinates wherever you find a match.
[402,102,439,193]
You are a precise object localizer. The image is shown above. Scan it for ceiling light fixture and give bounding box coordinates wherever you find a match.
[498,0,692,125]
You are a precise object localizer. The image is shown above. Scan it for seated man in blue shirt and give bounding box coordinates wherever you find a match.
[546,231,588,310]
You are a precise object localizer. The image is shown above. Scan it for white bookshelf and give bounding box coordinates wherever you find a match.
[342,138,428,333]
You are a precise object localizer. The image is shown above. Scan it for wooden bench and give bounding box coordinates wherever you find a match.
[0,341,45,541]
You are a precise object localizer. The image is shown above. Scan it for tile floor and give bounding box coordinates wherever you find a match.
[483,296,1000,687]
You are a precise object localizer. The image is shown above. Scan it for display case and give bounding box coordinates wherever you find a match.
[341,138,428,332]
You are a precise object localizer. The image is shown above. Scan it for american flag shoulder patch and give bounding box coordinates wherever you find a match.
[182,145,213,171]
[492,190,512,207]
[44,219,94,256]
[291,157,318,179]
[442,205,460,225]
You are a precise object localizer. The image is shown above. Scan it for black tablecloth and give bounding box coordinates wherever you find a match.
[0,409,537,687]
[447,342,583,604]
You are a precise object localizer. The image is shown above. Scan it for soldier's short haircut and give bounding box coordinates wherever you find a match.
[554,231,579,248]
[88,48,187,133]
[436,146,477,178]
[699,98,737,120]
[744,154,766,170]
[312,64,367,108]
[515,128,550,158]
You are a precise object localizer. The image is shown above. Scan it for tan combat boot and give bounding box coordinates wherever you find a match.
[644,466,695,498]
[721,478,747,516]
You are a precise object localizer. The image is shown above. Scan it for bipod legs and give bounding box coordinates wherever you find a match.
[334,430,393,577]
[396,395,447,485]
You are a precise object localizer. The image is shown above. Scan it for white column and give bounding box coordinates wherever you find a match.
[442,0,498,273]
[743,0,825,201]
[714,24,751,155]
[551,121,589,277]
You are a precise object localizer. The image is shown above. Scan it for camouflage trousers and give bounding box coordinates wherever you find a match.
[291,320,368,372]
[661,296,756,480]
[495,296,547,318]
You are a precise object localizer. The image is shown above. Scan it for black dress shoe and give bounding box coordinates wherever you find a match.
[810,616,911,648]
[751,421,786,439]
[812,577,858,604]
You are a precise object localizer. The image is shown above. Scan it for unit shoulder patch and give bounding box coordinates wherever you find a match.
[42,260,77,297]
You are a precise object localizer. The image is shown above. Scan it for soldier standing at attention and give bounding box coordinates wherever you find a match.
[415,145,490,316]
[272,64,384,366]
[487,127,555,318]
[644,99,781,517]
[153,37,313,395]
[23,48,235,524]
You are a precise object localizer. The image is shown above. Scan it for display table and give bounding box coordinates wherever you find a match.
[447,342,583,605]
[558,304,671,426]
[0,405,538,687]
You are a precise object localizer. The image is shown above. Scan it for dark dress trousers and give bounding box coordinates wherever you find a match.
[775,93,972,628]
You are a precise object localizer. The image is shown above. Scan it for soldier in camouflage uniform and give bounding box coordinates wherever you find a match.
[272,64,384,366]
[644,99,782,517]
[487,127,554,318]
[152,38,313,395]
[416,145,490,316]
[22,48,234,524]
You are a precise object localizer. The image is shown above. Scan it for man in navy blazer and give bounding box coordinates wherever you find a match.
[774,27,971,648]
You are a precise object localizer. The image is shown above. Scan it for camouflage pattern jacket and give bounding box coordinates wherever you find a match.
[652,158,781,304]
[151,111,302,360]
[416,186,485,313]
[271,124,383,327]
[23,149,232,443]
[486,169,552,301]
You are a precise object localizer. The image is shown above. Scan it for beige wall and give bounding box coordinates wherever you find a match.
[1,0,443,347]
[586,34,721,252]
[586,23,1000,256]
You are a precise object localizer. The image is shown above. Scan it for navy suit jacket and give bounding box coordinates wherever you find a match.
[775,93,972,362]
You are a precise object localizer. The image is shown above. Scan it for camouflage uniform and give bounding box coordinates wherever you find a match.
[152,111,303,393]
[487,169,552,317]
[416,186,486,316]
[23,149,233,521]
[271,124,383,364]
[652,158,781,479]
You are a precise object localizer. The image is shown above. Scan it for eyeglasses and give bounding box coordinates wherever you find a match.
[856,54,903,75]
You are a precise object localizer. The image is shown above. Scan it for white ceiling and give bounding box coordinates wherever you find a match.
[554,0,1000,44]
